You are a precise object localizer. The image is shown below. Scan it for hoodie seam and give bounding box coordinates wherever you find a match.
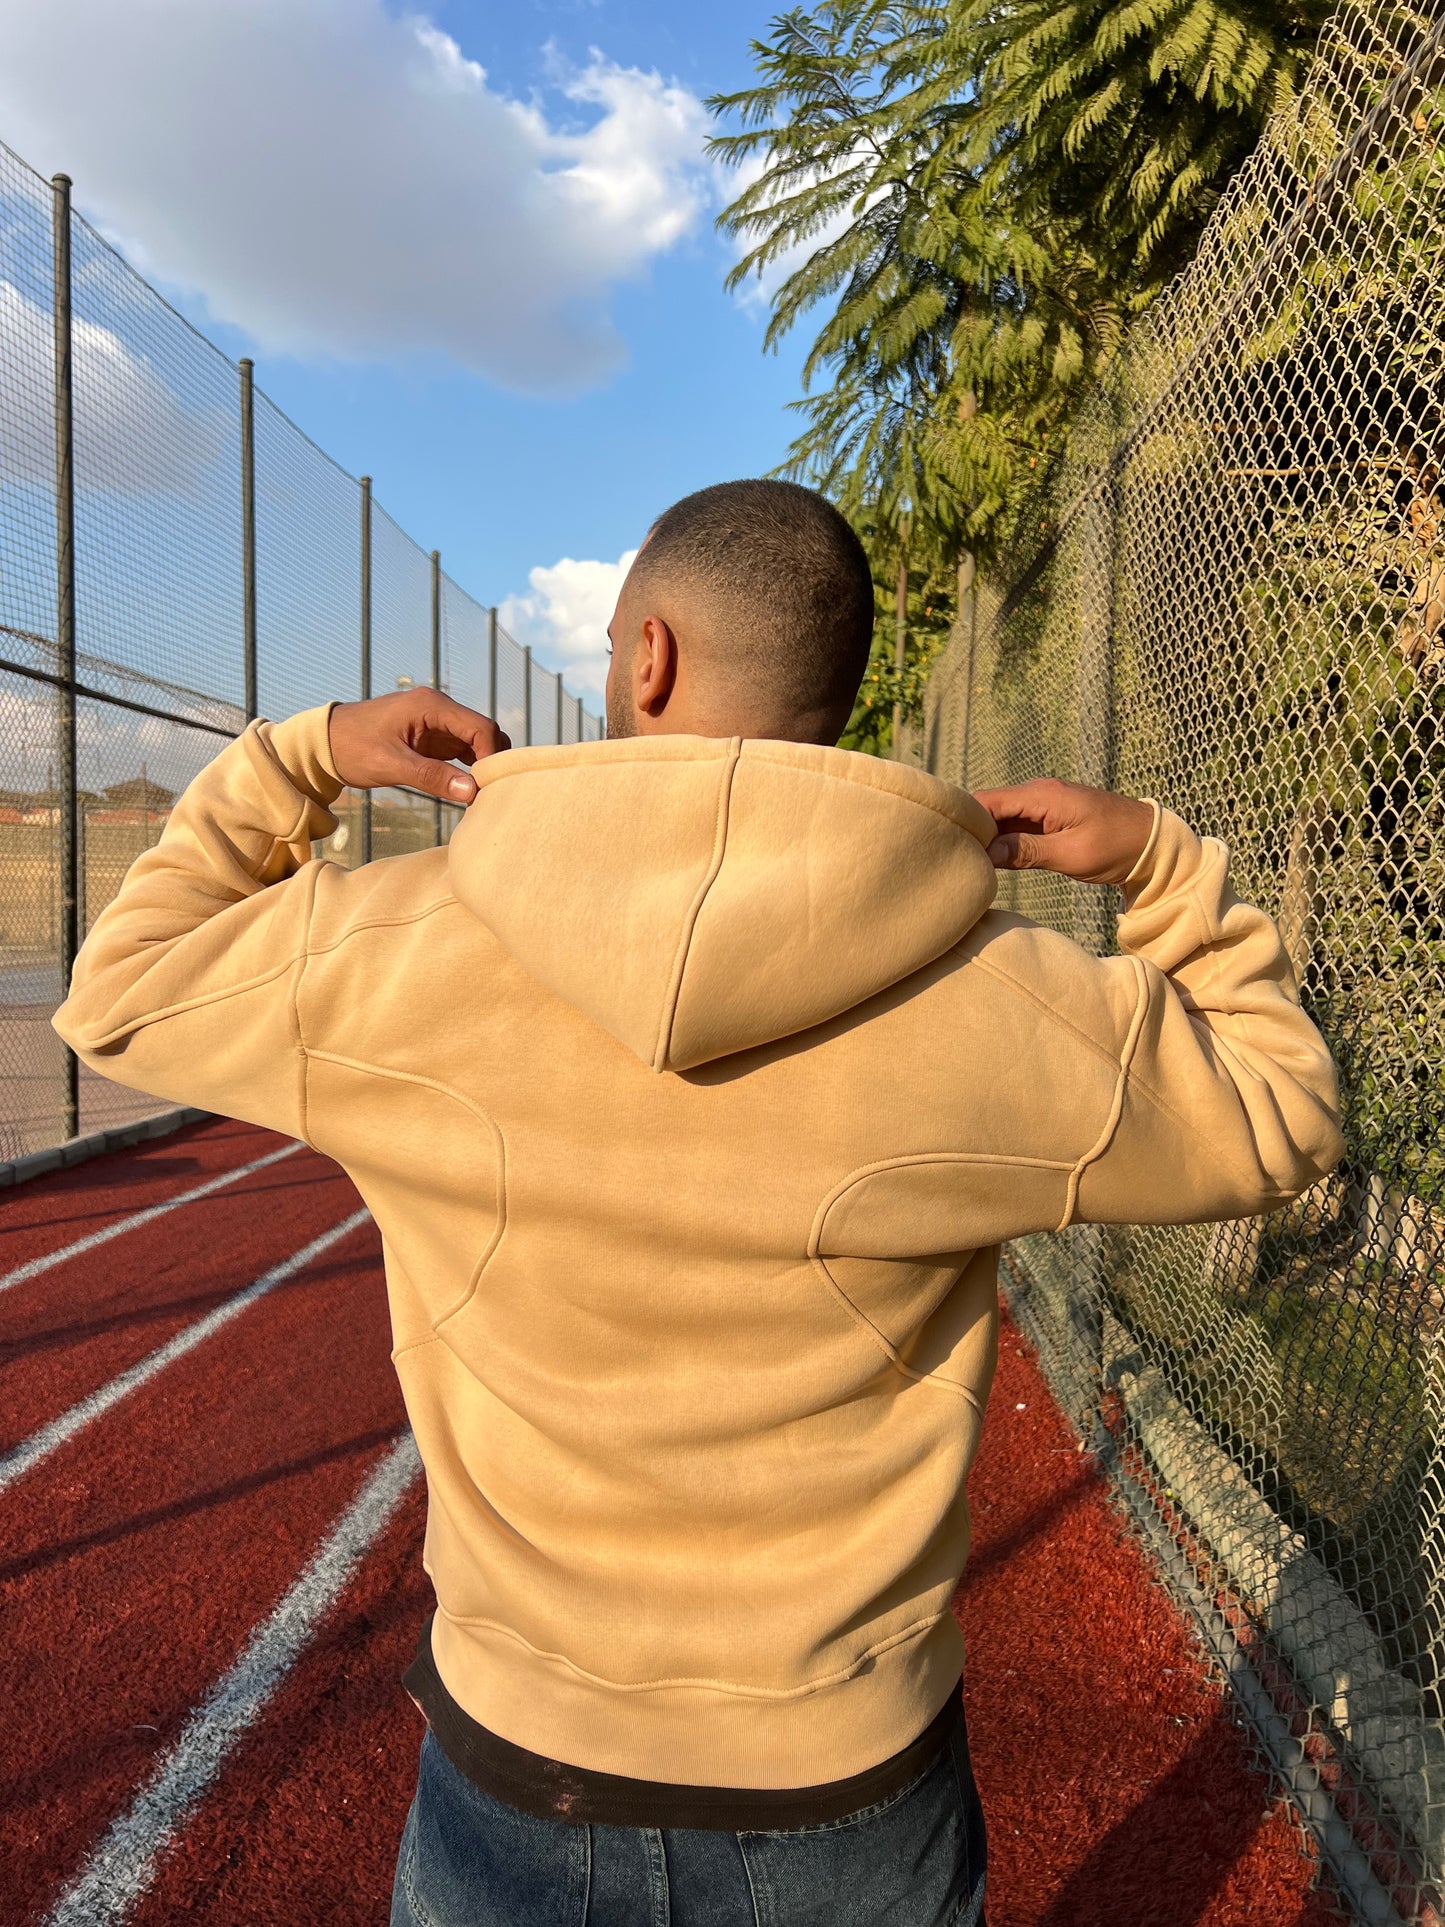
[291,863,323,1150]
[392,1332,441,1363]
[807,1252,988,1411]
[71,953,306,1050]
[1059,955,1152,1228]
[652,739,741,1072]
[303,1048,507,1329]
[966,953,1124,1072]
[808,1154,1067,1407]
[432,1598,951,1698]
[303,894,456,957]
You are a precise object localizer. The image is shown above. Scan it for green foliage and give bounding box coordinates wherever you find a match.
[837,551,957,751]
[710,1,1106,572]
[709,0,1335,716]
[941,0,1332,292]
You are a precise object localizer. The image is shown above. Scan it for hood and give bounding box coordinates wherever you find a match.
[447,735,999,1073]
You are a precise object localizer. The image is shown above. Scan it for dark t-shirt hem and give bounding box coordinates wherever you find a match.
[403,1613,963,1831]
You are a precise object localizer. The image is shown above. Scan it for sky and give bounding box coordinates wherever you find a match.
[0,0,812,706]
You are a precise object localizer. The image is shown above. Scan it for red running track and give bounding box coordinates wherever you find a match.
[0,1119,1338,1925]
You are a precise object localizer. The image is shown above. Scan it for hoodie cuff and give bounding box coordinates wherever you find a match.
[256,703,347,809]
[1116,802,1236,972]
[1119,798,1164,896]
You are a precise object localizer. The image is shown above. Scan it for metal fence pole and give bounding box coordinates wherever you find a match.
[555,671,563,746]
[359,475,372,865]
[488,606,498,720]
[51,173,79,1142]
[576,692,584,742]
[239,358,257,723]
[1064,469,1123,1426]
[523,644,532,747]
[431,548,442,846]
[891,532,909,759]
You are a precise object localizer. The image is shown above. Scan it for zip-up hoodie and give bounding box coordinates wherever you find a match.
[53,706,1346,1788]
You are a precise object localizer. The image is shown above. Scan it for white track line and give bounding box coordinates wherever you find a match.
[0,1210,371,1498]
[0,1141,305,1296]
[42,1431,422,1927]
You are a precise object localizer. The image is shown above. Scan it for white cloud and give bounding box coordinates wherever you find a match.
[0,278,224,497]
[0,0,716,391]
[500,549,638,696]
[0,676,194,794]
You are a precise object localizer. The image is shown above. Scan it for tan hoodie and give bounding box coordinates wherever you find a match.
[53,706,1346,1788]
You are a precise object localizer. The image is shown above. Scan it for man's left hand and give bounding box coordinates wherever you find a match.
[327,691,510,805]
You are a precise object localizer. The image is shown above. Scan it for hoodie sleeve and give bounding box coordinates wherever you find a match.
[1069,800,1347,1227]
[50,705,345,1139]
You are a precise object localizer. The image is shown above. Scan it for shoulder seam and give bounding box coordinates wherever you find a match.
[811,1150,1077,1252]
[293,861,323,1149]
[304,890,457,958]
[304,1047,506,1332]
[1060,955,1153,1227]
[967,950,1123,1071]
[70,952,304,1049]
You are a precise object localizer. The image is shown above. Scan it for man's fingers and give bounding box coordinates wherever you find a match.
[426,697,508,762]
[987,830,1053,871]
[972,778,1074,830]
[415,725,508,767]
[394,749,479,804]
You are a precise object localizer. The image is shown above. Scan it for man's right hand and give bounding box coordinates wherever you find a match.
[328,690,510,805]
[971,777,1156,887]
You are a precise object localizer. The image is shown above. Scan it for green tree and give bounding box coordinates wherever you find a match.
[710,0,1336,739]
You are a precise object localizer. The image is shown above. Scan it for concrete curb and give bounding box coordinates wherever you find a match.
[0,1108,212,1189]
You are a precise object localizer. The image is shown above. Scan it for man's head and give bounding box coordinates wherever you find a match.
[604,479,874,745]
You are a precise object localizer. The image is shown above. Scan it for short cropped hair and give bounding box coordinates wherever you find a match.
[629,480,874,723]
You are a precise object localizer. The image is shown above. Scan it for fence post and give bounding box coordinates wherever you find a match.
[431,549,442,846]
[891,548,907,759]
[576,692,584,743]
[523,645,532,747]
[487,606,498,721]
[1068,467,1123,1425]
[359,475,372,865]
[1077,478,1119,810]
[51,173,79,1142]
[239,358,257,723]
[555,671,563,746]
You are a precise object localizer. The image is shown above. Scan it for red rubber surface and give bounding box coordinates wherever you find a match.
[0,1135,349,1450]
[1,1120,1340,1925]
[960,1313,1337,1926]
[0,1117,284,1280]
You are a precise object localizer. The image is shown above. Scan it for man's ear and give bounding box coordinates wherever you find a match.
[634,615,678,715]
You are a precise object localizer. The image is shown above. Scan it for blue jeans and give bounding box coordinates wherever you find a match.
[391,1718,987,1927]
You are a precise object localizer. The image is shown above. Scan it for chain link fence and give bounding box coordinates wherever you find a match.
[0,136,602,1161]
[910,4,1445,1918]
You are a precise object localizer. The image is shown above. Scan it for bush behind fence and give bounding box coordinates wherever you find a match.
[909,4,1445,1919]
[0,136,602,1161]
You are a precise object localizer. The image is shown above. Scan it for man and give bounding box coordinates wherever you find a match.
[54,478,1346,1927]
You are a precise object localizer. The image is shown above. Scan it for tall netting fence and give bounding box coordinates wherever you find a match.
[912,5,1445,1919]
[0,137,602,1160]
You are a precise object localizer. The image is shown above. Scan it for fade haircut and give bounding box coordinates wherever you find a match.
[628,479,874,726]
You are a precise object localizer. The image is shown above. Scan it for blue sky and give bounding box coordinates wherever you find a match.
[0,0,812,702]
[220,1,808,588]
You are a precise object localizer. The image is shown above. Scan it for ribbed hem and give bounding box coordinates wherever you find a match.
[408,1613,964,1830]
[429,1606,967,1789]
